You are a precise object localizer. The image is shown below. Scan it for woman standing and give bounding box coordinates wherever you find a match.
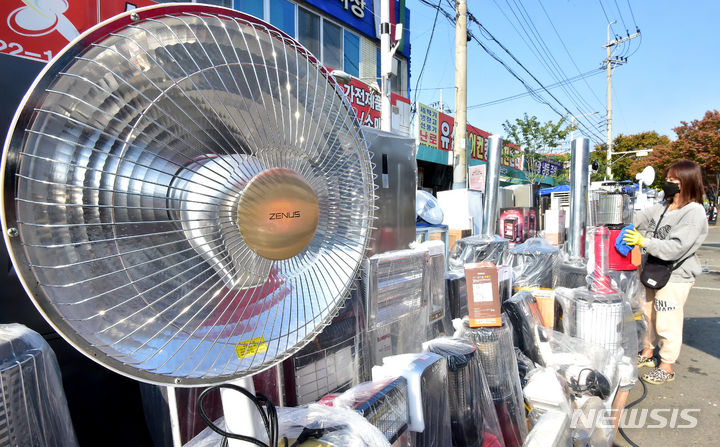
[624,160,708,384]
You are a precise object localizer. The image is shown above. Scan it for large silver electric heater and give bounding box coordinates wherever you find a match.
[1,4,375,386]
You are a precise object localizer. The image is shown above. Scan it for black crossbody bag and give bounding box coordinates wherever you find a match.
[640,205,694,289]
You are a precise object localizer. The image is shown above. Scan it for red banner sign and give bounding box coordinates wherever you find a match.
[0,0,157,63]
[342,78,381,128]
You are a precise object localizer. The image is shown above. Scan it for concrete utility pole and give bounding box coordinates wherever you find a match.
[452,0,468,189]
[604,22,640,179]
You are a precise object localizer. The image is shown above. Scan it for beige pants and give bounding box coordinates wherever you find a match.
[642,282,694,364]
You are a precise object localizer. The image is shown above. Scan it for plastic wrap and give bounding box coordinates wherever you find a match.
[333,377,410,443]
[362,248,430,374]
[522,367,573,416]
[363,248,428,331]
[279,404,393,447]
[0,324,78,447]
[608,269,645,312]
[552,252,589,290]
[364,306,429,375]
[446,271,468,320]
[422,337,504,447]
[455,319,528,446]
[515,348,538,388]
[522,410,572,447]
[372,353,453,447]
[502,292,550,365]
[506,237,558,290]
[448,234,509,271]
[417,241,448,336]
[554,286,638,390]
[571,397,613,447]
[537,329,618,401]
[284,288,364,405]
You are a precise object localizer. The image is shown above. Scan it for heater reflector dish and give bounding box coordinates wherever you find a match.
[1,5,374,385]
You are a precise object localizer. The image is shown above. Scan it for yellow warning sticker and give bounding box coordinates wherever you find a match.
[235,336,268,359]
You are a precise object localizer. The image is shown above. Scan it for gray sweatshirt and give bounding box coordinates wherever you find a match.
[633,202,708,282]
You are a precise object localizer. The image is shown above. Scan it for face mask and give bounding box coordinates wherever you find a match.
[663,181,681,199]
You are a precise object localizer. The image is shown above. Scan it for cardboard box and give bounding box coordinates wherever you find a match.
[464,262,502,327]
[544,232,563,246]
[448,229,472,251]
[428,231,443,241]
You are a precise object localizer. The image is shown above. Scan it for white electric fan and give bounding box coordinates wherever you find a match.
[2,0,374,408]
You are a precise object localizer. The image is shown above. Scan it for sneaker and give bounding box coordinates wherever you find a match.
[637,354,655,368]
[642,367,675,384]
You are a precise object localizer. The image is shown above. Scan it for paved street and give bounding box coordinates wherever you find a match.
[614,224,720,446]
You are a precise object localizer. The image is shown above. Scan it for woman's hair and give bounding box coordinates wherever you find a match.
[666,160,704,207]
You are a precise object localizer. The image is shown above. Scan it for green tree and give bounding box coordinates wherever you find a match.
[502,113,574,186]
[590,131,671,183]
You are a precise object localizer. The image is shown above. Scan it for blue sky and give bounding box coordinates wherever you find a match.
[406,0,720,149]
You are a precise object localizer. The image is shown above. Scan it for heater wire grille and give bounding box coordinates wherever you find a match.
[2,5,374,385]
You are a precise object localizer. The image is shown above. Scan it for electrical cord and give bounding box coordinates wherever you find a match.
[618,378,647,447]
[196,385,334,447]
[196,384,281,447]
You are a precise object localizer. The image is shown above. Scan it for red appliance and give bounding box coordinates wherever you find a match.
[608,227,636,271]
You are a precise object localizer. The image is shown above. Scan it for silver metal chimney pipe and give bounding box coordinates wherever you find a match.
[568,137,590,258]
[481,135,503,236]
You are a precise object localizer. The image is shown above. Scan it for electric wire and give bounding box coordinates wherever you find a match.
[412,0,443,110]
[612,0,629,34]
[626,0,638,29]
[197,384,282,447]
[417,0,605,143]
[617,379,646,447]
[467,68,603,110]
[534,0,605,109]
[468,16,606,142]
[500,0,600,122]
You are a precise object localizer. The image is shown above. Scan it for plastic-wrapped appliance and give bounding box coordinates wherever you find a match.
[523,410,572,447]
[501,292,549,365]
[446,271,468,320]
[362,248,429,371]
[278,404,392,447]
[372,353,453,447]
[333,377,411,445]
[448,235,509,272]
[0,325,78,447]
[283,288,365,405]
[506,238,558,291]
[417,241,450,338]
[423,337,505,447]
[456,319,528,446]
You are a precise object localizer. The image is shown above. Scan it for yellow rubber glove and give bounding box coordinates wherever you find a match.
[623,228,646,247]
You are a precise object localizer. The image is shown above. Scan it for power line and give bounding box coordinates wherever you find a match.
[626,0,638,28]
[612,0,629,33]
[415,0,605,143]
[534,0,605,109]
[503,0,599,119]
[468,15,605,142]
[467,69,603,110]
[412,0,443,109]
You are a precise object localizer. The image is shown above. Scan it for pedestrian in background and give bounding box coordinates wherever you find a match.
[624,160,708,384]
